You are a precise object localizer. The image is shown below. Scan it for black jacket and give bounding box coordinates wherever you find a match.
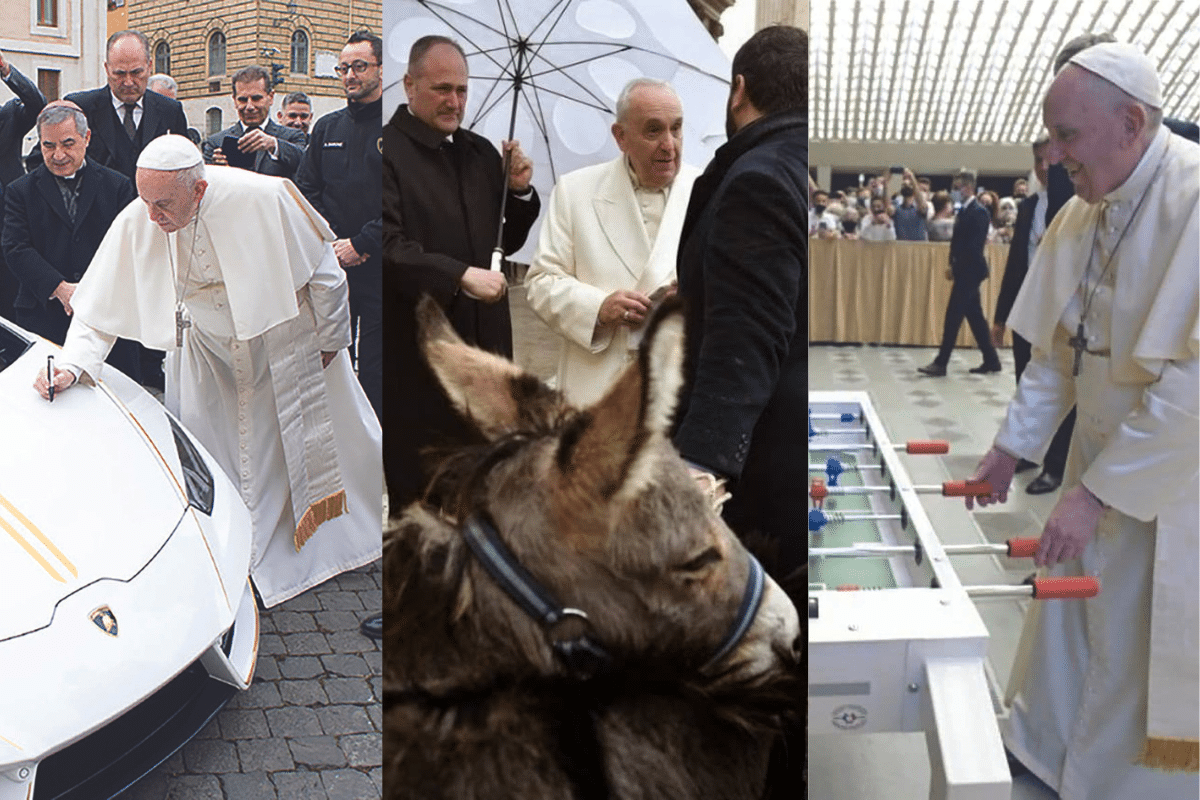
[381,104,541,509]
[949,197,991,283]
[994,192,1041,326]
[672,110,805,567]
[296,98,382,265]
[3,161,136,324]
[202,118,306,179]
[0,66,46,188]
[61,86,188,180]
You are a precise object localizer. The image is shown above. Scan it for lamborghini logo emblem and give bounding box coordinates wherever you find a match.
[90,606,118,637]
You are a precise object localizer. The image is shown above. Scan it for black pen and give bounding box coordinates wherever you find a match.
[47,355,55,402]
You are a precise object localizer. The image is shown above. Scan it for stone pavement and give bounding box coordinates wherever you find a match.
[115,558,383,800]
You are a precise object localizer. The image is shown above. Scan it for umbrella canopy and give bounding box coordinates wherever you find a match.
[384,0,732,264]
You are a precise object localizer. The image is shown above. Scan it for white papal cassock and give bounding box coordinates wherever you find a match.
[63,165,382,607]
[995,124,1199,800]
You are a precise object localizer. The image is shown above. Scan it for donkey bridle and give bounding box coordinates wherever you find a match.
[462,514,766,678]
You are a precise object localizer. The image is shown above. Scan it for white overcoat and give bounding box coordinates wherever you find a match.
[525,157,699,406]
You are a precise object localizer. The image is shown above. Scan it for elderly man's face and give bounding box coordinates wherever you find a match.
[40,117,90,178]
[405,44,468,136]
[136,168,207,234]
[106,37,150,105]
[233,77,274,128]
[278,101,312,133]
[612,84,683,189]
[1043,66,1132,204]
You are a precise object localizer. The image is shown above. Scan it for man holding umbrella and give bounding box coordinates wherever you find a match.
[382,35,540,513]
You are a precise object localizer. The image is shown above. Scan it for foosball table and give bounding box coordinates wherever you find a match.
[807,390,1098,800]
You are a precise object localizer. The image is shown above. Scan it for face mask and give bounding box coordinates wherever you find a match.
[814,204,827,216]
[901,186,914,198]
[950,189,963,204]
[842,219,857,234]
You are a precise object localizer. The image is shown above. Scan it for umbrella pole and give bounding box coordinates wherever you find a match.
[491,41,527,272]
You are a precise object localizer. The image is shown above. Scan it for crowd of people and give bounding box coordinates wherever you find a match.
[8,29,384,630]
[810,166,1028,244]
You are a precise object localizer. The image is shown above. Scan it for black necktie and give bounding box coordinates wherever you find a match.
[123,103,137,139]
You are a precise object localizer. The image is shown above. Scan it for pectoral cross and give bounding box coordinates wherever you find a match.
[1068,322,1087,377]
[175,307,191,347]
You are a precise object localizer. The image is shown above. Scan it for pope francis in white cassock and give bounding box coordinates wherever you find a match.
[969,44,1198,800]
[41,135,382,608]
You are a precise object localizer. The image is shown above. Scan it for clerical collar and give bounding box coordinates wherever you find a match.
[55,159,86,180]
[1103,125,1169,208]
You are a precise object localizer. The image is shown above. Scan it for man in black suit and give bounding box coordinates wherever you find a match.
[61,29,187,389]
[2,104,139,377]
[672,25,806,582]
[203,65,306,180]
[919,168,1002,376]
[0,48,48,324]
[992,137,1076,495]
[62,30,188,182]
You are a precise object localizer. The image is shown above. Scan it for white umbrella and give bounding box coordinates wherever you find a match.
[384,0,732,265]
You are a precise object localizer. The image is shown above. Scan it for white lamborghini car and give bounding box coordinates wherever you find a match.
[0,316,258,799]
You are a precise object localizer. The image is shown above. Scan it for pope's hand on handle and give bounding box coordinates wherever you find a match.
[965,446,1018,510]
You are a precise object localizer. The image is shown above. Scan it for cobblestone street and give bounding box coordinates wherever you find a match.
[116,559,383,800]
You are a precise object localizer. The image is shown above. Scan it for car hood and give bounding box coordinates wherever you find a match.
[0,353,188,642]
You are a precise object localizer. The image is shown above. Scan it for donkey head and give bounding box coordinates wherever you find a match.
[386,296,799,693]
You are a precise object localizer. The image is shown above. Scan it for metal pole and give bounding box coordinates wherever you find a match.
[491,40,526,271]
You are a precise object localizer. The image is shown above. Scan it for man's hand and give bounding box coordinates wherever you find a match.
[51,281,77,316]
[460,266,508,304]
[321,351,337,369]
[333,238,367,267]
[597,289,652,327]
[211,148,229,166]
[991,323,1005,348]
[965,446,1018,510]
[1035,484,1106,567]
[502,139,532,193]
[0,50,10,80]
[34,365,77,401]
[238,128,277,155]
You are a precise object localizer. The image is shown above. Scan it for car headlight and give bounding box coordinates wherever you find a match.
[168,417,215,515]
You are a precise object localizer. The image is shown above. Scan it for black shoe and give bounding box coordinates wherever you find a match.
[917,362,947,377]
[1015,458,1039,474]
[359,613,383,640]
[968,361,1003,374]
[1026,471,1062,495]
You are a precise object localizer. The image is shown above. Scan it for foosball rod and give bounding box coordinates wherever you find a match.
[830,576,1100,600]
[808,440,949,454]
[811,479,993,499]
[810,538,1041,560]
[809,412,863,423]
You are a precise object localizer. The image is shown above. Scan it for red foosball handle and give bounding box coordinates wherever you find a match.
[1007,538,1041,558]
[942,479,994,496]
[1028,576,1100,599]
[907,440,949,455]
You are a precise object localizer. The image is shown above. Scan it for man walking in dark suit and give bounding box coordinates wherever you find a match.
[203,65,306,180]
[3,104,139,378]
[919,168,1002,376]
[63,30,188,181]
[61,29,187,389]
[0,48,48,324]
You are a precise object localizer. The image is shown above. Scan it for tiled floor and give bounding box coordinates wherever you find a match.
[809,344,1060,800]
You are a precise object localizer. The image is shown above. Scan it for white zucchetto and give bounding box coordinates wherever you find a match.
[1068,42,1164,109]
[136,134,203,170]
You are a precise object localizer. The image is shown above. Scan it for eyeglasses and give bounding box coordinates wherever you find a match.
[334,60,377,76]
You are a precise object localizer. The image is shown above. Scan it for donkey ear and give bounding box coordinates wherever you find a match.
[553,298,686,508]
[417,294,534,440]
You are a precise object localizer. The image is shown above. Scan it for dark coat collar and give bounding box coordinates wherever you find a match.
[389,104,460,150]
[710,111,805,172]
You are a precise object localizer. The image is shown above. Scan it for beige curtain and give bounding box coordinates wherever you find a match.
[809,239,1014,347]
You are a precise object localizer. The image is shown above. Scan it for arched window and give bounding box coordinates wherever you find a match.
[290,29,309,74]
[154,41,170,75]
[208,31,226,77]
[206,107,223,138]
